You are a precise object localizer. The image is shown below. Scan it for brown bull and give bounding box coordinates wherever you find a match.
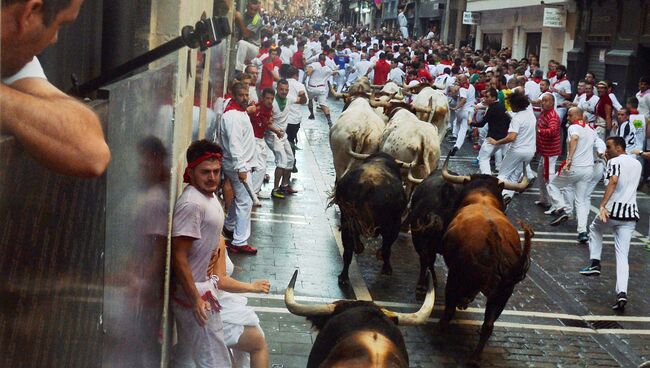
[439,155,534,365]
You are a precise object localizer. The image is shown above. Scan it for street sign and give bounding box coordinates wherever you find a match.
[543,7,565,28]
[462,11,480,25]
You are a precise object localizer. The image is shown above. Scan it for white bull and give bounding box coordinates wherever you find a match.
[410,87,450,144]
[330,97,386,180]
[380,107,441,198]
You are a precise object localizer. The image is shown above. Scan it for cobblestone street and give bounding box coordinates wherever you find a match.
[227,97,650,367]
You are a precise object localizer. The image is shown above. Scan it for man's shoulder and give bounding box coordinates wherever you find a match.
[2,57,47,85]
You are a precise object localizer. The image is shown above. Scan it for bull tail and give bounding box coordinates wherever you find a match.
[517,219,534,276]
[348,128,373,160]
[406,138,426,184]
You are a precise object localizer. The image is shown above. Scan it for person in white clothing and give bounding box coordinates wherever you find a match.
[219,83,259,255]
[388,59,406,86]
[398,2,410,39]
[615,108,637,154]
[1,0,110,177]
[171,140,231,367]
[546,107,599,244]
[491,91,536,202]
[579,136,641,311]
[550,65,572,123]
[209,236,271,368]
[286,68,307,173]
[576,81,599,126]
[266,79,306,198]
[306,54,337,125]
[524,70,542,101]
[450,75,476,152]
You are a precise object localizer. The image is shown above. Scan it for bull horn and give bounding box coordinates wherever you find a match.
[441,153,470,184]
[284,270,336,316]
[381,271,435,325]
[370,84,383,90]
[368,98,387,108]
[348,149,371,160]
[426,96,436,125]
[407,168,424,184]
[413,105,432,113]
[394,158,413,168]
[499,162,529,192]
[329,86,348,99]
[400,88,412,96]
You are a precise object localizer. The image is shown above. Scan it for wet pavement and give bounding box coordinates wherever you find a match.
[229,96,650,367]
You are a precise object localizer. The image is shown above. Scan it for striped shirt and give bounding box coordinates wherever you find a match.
[604,154,641,221]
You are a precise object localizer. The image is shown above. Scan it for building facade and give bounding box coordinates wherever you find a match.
[568,0,650,101]
[466,0,577,70]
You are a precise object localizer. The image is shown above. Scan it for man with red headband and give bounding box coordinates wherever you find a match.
[219,82,258,255]
[171,139,230,367]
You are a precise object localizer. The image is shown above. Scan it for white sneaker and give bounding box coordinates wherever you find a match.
[257,191,271,199]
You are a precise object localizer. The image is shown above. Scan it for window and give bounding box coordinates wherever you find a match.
[482,33,502,51]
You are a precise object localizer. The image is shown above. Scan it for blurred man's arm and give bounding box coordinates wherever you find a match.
[1,78,111,177]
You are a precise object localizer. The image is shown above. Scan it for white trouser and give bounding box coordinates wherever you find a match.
[477,125,488,145]
[547,165,593,233]
[498,150,534,198]
[563,160,604,216]
[235,40,260,72]
[251,138,267,193]
[264,133,295,170]
[536,155,558,203]
[478,140,505,175]
[400,26,408,39]
[224,170,253,246]
[172,302,231,368]
[336,72,347,92]
[298,69,305,84]
[453,109,470,150]
[588,217,636,294]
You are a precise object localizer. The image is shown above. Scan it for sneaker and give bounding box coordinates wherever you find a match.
[534,200,551,209]
[263,174,270,184]
[471,159,479,166]
[308,114,315,120]
[228,244,258,255]
[550,211,569,226]
[257,191,271,199]
[292,166,298,173]
[502,195,512,207]
[447,135,457,142]
[449,147,459,156]
[223,227,234,240]
[578,232,589,244]
[271,189,285,199]
[612,292,627,310]
[281,185,298,194]
[472,144,481,150]
[579,263,601,276]
[544,207,561,215]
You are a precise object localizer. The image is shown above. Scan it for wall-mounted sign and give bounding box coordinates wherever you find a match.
[543,7,565,28]
[462,11,480,25]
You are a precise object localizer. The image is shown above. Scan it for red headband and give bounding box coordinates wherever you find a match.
[183,152,222,183]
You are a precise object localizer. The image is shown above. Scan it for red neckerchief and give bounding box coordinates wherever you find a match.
[552,76,566,88]
[183,152,222,183]
[440,60,452,65]
[547,71,557,79]
[533,77,542,83]
[461,82,470,89]
[631,108,639,114]
[319,60,326,67]
[224,100,246,113]
[571,119,587,127]
[585,93,594,101]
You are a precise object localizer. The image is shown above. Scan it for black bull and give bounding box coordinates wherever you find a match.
[332,152,407,285]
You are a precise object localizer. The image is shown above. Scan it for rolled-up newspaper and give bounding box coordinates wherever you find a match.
[241,179,261,206]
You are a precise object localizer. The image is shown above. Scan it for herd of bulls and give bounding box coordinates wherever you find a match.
[283,78,536,367]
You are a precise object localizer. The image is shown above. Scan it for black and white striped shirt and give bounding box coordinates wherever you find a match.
[604,155,642,221]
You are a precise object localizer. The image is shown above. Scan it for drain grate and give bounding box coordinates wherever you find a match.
[590,320,624,330]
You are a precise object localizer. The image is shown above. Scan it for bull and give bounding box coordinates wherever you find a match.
[409,170,461,297]
[407,84,450,142]
[439,154,534,364]
[284,269,435,368]
[329,93,387,180]
[331,152,407,284]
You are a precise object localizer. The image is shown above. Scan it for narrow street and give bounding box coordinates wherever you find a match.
[229,96,650,367]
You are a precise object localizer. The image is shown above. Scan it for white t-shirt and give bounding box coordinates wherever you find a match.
[552,79,572,107]
[398,12,407,27]
[604,154,641,221]
[459,84,476,111]
[287,78,306,125]
[507,108,537,152]
[616,120,636,153]
[172,185,224,295]
[280,46,294,64]
[307,62,333,87]
[271,95,300,131]
[577,94,599,124]
[566,123,597,167]
[524,80,541,101]
[388,67,406,85]
[2,56,47,84]
[636,90,650,120]
[630,113,647,152]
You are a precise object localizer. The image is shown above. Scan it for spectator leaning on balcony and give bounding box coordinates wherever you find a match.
[234,0,264,72]
[1,0,110,177]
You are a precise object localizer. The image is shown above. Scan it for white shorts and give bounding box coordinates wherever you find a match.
[264,133,295,169]
[307,86,329,108]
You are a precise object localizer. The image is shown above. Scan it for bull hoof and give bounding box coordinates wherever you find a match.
[380,265,393,275]
[338,274,350,286]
